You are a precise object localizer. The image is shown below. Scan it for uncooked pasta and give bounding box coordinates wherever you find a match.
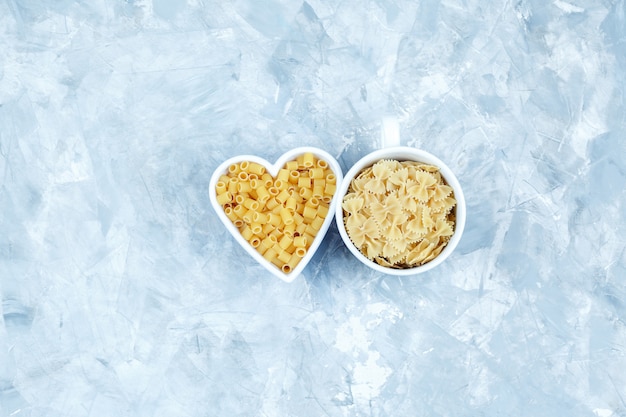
[215,152,336,274]
[342,159,456,269]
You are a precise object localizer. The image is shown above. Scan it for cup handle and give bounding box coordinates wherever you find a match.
[380,115,400,148]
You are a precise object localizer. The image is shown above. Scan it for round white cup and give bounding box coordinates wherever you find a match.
[335,147,466,275]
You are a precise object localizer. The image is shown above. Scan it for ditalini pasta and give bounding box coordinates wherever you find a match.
[342,159,456,269]
[215,152,336,274]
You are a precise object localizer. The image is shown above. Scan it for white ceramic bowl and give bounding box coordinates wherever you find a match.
[209,147,343,283]
[335,147,466,275]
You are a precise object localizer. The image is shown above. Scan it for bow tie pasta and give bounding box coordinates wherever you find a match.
[342,159,456,269]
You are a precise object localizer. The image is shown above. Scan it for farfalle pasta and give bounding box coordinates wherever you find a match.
[342,159,456,269]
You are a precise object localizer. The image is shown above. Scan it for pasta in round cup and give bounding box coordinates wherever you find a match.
[335,147,466,275]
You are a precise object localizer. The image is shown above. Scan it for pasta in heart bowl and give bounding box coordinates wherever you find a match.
[209,147,343,282]
[335,147,466,275]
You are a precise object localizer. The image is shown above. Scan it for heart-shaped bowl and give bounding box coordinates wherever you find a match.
[335,146,466,275]
[209,147,343,283]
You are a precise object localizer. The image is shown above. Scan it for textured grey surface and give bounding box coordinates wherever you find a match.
[1,1,625,416]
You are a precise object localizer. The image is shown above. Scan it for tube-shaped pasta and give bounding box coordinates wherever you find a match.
[285,196,297,212]
[217,155,338,275]
[285,253,301,272]
[250,222,262,235]
[216,181,227,195]
[303,232,315,244]
[304,224,316,236]
[283,223,296,237]
[249,179,260,190]
[252,211,269,224]
[289,170,300,184]
[312,185,324,199]
[316,204,329,218]
[271,204,282,215]
[263,247,277,263]
[267,212,282,227]
[279,207,294,225]
[242,208,256,224]
[296,222,307,236]
[216,191,232,205]
[299,187,313,200]
[278,235,293,250]
[309,167,324,179]
[240,225,253,240]
[298,177,312,188]
[277,249,291,264]
[237,181,252,193]
[225,206,238,223]
[259,235,276,249]
[228,177,239,194]
[238,171,249,182]
[311,216,324,231]
[233,204,246,218]
[277,169,290,183]
[260,235,277,250]
[270,256,283,268]
[302,205,317,220]
[293,236,307,248]
[313,179,325,188]
[269,228,282,240]
[243,198,259,211]
[276,189,290,204]
[293,212,304,226]
[248,189,259,201]
[256,186,270,204]
[234,194,246,205]
[306,197,319,208]
[289,188,302,201]
[262,173,273,188]
[228,163,240,175]
[256,242,268,255]
[266,197,280,211]
[324,183,336,197]
[262,222,274,235]
[296,154,305,168]
[274,180,287,191]
[303,152,315,167]
[248,162,265,175]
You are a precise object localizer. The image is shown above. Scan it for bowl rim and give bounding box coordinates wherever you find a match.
[335,146,466,276]
[209,146,344,282]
